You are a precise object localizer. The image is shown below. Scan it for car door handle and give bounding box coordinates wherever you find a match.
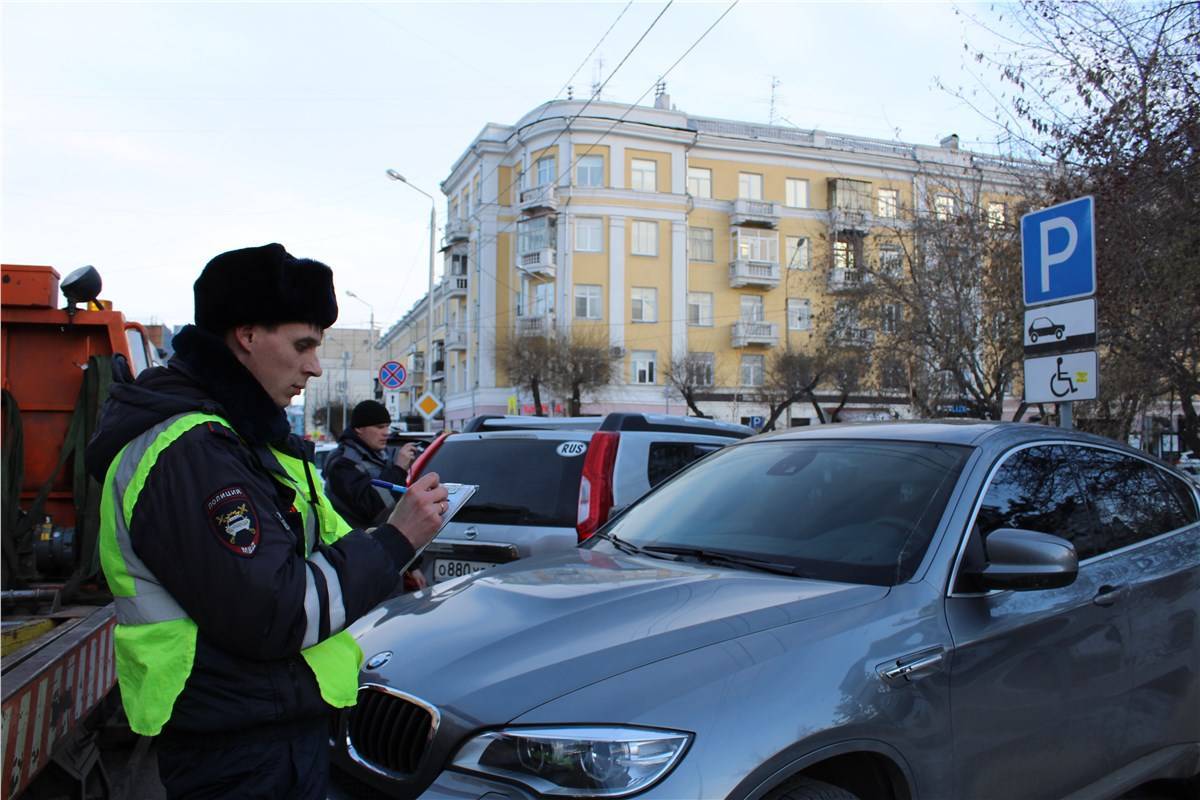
[1092,585,1125,607]
[877,648,945,686]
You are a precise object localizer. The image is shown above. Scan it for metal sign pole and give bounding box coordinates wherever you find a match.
[1059,401,1073,429]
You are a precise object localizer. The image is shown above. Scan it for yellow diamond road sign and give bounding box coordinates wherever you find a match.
[415,392,443,419]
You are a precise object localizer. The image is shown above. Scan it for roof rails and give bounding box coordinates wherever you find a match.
[599,413,754,439]
[461,415,604,433]
[460,413,753,438]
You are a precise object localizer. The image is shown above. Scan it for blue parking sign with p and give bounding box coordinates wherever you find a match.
[1021,196,1095,307]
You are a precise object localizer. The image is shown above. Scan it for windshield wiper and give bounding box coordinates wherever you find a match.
[641,545,800,577]
[589,531,667,559]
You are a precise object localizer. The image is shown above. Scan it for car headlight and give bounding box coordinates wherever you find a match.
[450,725,692,797]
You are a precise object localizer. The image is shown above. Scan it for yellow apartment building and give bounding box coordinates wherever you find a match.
[377,96,1027,430]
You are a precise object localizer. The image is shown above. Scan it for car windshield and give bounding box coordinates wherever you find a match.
[590,439,971,586]
[423,436,588,527]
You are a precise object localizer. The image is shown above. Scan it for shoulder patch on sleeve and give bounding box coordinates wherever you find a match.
[205,485,261,557]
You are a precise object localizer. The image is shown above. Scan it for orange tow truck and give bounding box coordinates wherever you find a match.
[2,263,156,798]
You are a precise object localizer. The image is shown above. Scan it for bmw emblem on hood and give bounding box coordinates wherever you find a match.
[365,651,393,670]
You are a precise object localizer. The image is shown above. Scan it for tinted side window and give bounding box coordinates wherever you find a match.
[1072,447,1195,551]
[975,445,1099,557]
[647,443,722,488]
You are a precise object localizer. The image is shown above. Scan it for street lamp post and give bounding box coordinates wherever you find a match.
[345,289,376,400]
[386,169,437,430]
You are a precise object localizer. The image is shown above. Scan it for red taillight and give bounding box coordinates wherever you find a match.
[576,431,619,542]
[406,432,452,486]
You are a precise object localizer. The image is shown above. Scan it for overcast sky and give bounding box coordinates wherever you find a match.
[2,1,1013,331]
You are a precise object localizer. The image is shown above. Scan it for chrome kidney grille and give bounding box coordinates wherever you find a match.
[345,685,439,777]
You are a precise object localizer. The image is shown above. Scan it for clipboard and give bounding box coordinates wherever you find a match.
[399,482,477,574]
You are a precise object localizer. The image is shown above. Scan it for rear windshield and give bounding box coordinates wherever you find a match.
[422,437,587,527]
[595,439,971,586]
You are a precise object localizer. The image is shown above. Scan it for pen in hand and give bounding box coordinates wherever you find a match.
[371,478,407,495]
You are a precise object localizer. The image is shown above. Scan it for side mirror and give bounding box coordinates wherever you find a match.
[968,528,1078,591]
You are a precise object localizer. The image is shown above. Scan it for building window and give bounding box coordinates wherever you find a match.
[738,172,764,200]
[631,220,658,256]
[536,156,556,187]
[785,236,810,270]
[830,178,872,211]
[631,158,657,192]
[833,240,856,270]
[631,287,658,322]
[877,188,899,218]
[879,244,903,276]
[882,304,901,334]
[576,155,603,187]
[687,292,713,327]
[882,359,907,390]
[732,228,778,262]
[575,217,603,252]
[687,167,712,198]
[740,294,764,322]
[631,350,657,384]
[740,354,765,387]
[575,284,602,319]
[515,286,526,317]
[688,227,714,262]
[518,215,555,254]
[687,352,715,387]
[785,178,809,208]
[987,201,1007,228]
[534,282,554,315]
[787,298,811,331]
[934,194,956,221]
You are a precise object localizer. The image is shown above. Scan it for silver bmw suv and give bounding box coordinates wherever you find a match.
[333,421,1200,800]
[409,413,752,585]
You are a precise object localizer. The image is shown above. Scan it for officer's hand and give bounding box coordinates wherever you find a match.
[394,442,419,470]
[387,472,448,551]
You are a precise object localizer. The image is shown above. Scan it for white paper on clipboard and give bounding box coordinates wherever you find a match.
[399,482,478,574]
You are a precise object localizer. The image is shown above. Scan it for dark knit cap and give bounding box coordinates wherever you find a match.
[194,243,339,333]
[351,400,391,428]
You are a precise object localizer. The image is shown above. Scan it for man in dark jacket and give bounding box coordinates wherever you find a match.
[323,399,419,528]
[86,243,449,799]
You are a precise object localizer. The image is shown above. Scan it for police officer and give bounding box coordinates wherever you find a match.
[86,244,449,799]
[323,399,419,528]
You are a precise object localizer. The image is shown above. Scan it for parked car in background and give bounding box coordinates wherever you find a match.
[333,421,1200,800]
[406,413,753,584]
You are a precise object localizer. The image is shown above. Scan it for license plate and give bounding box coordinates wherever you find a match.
[433,558,497,583]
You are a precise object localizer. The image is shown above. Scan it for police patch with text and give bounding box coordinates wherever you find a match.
[205,486,261,557]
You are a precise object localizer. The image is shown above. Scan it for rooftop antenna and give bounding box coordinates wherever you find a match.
[654,80,667,100]
[567,85,574,100]
[591,56,605,99]
[768,75,781,126]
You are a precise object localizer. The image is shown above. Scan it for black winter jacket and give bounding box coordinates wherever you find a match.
[322,431,407,529]
[86,326,415,739]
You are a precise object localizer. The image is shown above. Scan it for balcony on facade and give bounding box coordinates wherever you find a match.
[828,178,874,235]
[518,184,558,215]
[430,359,446,381]
[443,218,469,246]
[515,314,551,337]
[729,258,781,289]
[730,198,781,228]
[828,268,871,292]
[409,355,426,382]
[829,207,874,235]
[446,325,468,351]
[832,327,877,347]
[731,320,779,348]
[442,274,468,299]
[517,247,557,279]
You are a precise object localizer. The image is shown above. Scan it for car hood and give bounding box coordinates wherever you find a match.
[350,548,888,723]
